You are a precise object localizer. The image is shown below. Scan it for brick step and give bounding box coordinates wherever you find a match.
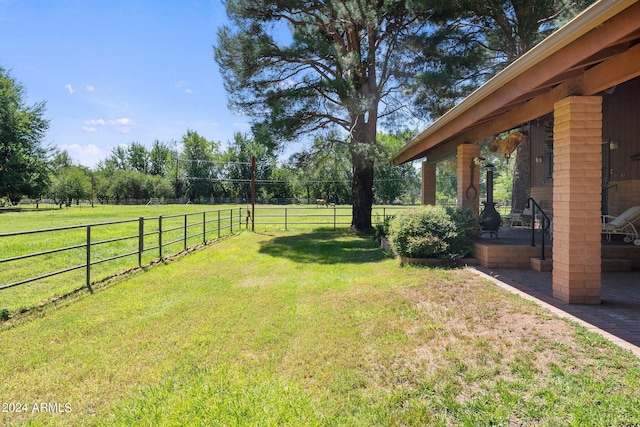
[529,258,632,272]
[602,258,632,272]
[530,257,552,272]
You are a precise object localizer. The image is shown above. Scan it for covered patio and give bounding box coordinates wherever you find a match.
[393,0,640,304]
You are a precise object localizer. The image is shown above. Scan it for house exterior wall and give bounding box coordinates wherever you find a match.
[422,162,437,205]
[608,180,640,216]
[456,144,480,215]
[530,77,640,219]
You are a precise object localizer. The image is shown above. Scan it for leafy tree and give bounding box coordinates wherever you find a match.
[127,141,150,174]
[215,1,479,230]
[221,132,277,200]
[267,164,294,201]
[143,174,175,199]
[149,139,177,177]
[181,130,221,201]
[288,133,352,204]
[109,146,129,171]
[0,67,50,204]
[108,170,147,202]
[374,133,420,204]
[49,166,91,207]
[50,149,74,170]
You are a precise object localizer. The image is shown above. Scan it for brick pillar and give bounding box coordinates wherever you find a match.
[552,96,602,304]
[457,144,481,215]
[422,161,436,205]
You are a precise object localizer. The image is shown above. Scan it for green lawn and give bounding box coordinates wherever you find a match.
[1,229,639,426]
[0,204,408,313]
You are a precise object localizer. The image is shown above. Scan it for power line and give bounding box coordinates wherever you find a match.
[182,177,413,184]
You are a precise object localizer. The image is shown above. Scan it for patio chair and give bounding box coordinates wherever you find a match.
[509,207,533,228]
[602,205,640,246]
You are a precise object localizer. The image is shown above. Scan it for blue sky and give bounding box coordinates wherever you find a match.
[0,0,253,168]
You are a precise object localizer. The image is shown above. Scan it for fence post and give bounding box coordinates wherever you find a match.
[285,208,288,231]
[184,214,188,250]
[159,215,163,260]
[230,209,233,234]
[138,217,144,267]
[218,210,221,238]
[86,225,93,294]
[333,206,337,230]
[203,212,206,243]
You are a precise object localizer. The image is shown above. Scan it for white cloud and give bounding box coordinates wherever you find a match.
[86,85,95,92]
[82,118,137,134]
[112,118,135,126]
[84,119,106,126]
[58,144,106,168]
[176,80,194,94]
[65,83,75,94]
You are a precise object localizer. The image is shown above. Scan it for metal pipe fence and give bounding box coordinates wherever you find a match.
[0,206,417,299]
[0,208,243,293]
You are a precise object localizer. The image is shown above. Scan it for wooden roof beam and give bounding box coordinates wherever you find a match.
[393,1,640,165]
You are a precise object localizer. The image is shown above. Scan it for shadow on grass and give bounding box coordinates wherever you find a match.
[258,229,388,265]
[0,207,59,214]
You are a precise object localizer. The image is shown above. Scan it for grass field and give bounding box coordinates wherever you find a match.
[0,204,409,314]
[1,228,639,426]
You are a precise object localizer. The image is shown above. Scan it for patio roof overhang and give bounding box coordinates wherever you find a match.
[392,0,640,165]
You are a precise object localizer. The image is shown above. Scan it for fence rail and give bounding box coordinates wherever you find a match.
[0,206,414,301]
[0,208,243,293]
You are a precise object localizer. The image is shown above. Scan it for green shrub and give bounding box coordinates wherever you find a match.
[388,205,476,259]
[0,308,10,321]
[374,214,394,239]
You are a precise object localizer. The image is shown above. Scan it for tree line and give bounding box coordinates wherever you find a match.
[0,66,419,207]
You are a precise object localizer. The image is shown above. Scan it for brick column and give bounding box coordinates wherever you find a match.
[457,144,481,215]
[422,161,436,205]
[552,96,602,304]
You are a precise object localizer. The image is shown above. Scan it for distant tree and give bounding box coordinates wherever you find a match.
[50,149,74,170]
[181,130,221,201]
[108,170,147,202]
[143,174,174,199]
[49,166,91,207]
[374,133,421,204]
[221,132,276,200]
[0,67,50,204]
[215,1,481,229]
[127,141,150,174]
[267,164,294,200]
[149,139,176,177]
[109,146,129,171]
[288,133,353,204]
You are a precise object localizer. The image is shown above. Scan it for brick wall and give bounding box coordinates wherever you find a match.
[422,162,437,205]
[607,179,640,216]
[456,144,481,215]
